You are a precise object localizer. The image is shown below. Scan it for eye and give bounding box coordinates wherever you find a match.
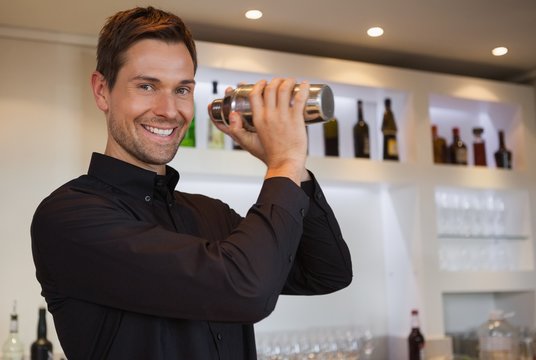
[175,87,191,95]
[139,84,155,91]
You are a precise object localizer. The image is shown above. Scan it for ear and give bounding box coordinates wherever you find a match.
[91,71,110,112]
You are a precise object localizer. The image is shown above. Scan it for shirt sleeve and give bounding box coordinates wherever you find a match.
[31,177,309,324]
[282,170,353,295]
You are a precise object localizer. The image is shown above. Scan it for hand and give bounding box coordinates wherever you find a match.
[209,78,310,185]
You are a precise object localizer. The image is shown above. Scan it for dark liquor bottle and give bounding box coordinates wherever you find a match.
[448,127,467,165]
[472,127,487,166]
[353,100,370,158]
[30,307,53,360]
[323,118,339,157]
[381,98,399,161]
[408,309,425,360]
[431,125,447,164]
[494,130,513,169]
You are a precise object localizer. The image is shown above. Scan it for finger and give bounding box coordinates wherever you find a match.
[277,78,297,116]
[248,79,267,124]
[224,86,234,96]
[263,78,284,110]
[291,81,310,118]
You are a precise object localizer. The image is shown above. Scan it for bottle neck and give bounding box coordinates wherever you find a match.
[9,315,19,334]
[411,313,421,329]
[498,131,506,148]
[37,310,47,339]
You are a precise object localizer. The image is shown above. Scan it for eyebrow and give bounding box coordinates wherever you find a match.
[131,75,196,86]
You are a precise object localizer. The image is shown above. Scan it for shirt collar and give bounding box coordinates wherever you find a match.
[87,152,180,199]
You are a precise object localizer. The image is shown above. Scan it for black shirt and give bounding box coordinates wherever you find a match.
[31,153,352,359]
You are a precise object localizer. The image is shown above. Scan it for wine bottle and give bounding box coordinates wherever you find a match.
[2,301,24,360]
[494,130,512,169]
[472,127,487,166]
[30,307,53,360]
[207,81,225,149]
[431,125,447,164]
[381,98,399,161]
[323,117,339,156]
[353,100,370,158]
[182,105,196,147]
[408,309,425,360]
[448,127,467,165]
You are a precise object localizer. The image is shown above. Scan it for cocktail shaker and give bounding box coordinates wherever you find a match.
[209,84,334,132]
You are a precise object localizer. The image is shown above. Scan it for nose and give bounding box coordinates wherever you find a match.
[153,93,178,119]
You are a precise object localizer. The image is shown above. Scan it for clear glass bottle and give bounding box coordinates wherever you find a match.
[408,309,425,360]
[207,80,225,150]
[381,98,399,161]
[473,127,487,166]
[353,100,370,158]
[2,301,24,360]
[478,310,518,360]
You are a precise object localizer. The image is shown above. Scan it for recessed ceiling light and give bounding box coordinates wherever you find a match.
[492,46,508,56]
[367,27,384,37]
[245,9,263,20]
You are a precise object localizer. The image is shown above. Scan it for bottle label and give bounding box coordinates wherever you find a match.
[456,148,467,163]
[363,137,370,155]
[387,138,398,156]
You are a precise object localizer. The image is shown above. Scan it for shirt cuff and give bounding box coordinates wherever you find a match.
[256,177,310,222]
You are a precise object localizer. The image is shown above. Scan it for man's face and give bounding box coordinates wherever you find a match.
[101,39,195,172]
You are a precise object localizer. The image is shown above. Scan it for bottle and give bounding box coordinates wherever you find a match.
[381,98,399,161]
[353,100,370,158]
[478,310,518,360]
[323,117,339,157]
[182,105,196,147]
[494,130,513,169]
[408,309,425,360]
[209,84,334,131]
[472,127,487,166]
[207,81,225,150]
[2,301,24,360]
[431,125,448,164]
[448,127,467,165]
[30,307,53,360]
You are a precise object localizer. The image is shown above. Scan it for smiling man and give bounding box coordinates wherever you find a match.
[31,6,352,360]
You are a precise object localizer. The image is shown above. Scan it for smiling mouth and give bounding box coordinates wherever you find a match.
[143,125,175,137]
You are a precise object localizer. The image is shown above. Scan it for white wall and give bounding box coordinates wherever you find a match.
[0,35,105,354]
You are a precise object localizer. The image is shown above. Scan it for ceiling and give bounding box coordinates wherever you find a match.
[1,0,536,84]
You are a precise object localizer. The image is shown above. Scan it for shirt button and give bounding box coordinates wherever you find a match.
[300,208,305,217]
[217,333,223,341]
[288,255,294,263]
[145,195,151,202]
[315,192,323,201]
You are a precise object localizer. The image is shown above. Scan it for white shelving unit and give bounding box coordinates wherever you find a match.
[169,41,536,358]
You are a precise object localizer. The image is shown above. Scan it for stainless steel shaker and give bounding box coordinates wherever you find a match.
[208,84,335,132]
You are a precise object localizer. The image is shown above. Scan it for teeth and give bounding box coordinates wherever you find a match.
[144,125,173,136]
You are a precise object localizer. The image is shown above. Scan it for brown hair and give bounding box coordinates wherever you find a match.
[96,6,197,89]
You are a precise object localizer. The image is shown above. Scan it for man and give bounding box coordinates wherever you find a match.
[31,6,352,359]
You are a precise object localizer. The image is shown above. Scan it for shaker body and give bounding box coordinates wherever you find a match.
[209,84,334,132]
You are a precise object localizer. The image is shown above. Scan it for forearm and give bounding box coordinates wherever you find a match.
[282,172,353,295]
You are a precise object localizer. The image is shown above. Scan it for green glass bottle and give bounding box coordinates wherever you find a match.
[182,105,196,147]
